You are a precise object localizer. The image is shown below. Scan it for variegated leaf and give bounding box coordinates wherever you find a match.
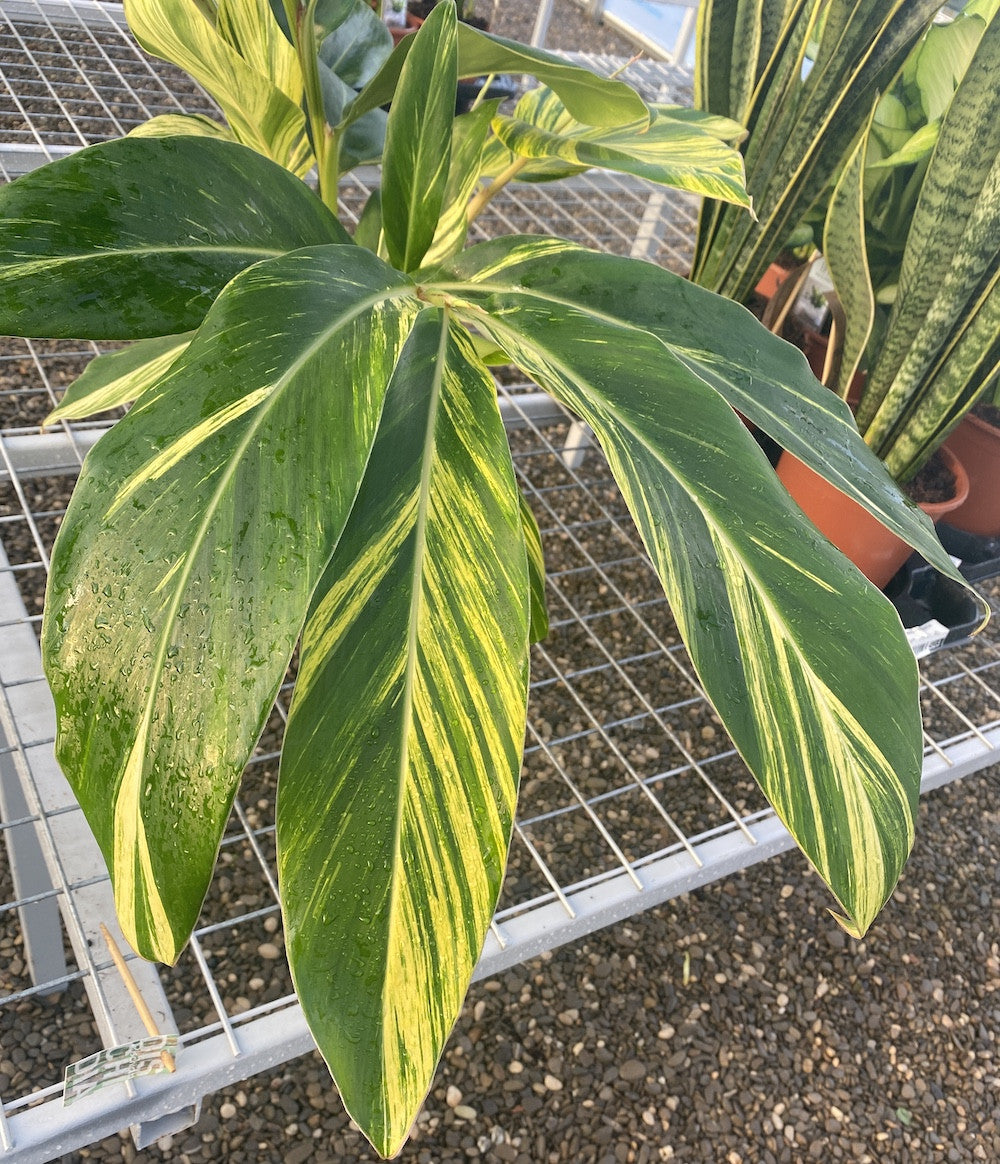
[278,310,529,1158]
[486,88,750,206]
[823,114,876,398]
[439,236,969,586]
[124,0,311,172]
[422,99,502,269]
[129,113,236,141]
[0,136,350,339]
[381,1,457,272]
[519,490,549,643]
[346,21,647,131]
[42,245,420,963]
[44,334,194,426]
[433,235,944,936]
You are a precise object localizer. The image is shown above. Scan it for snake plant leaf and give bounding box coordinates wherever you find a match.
[42,245,419,964]
[692,0,942,302]
[435,235,940,936]
[278,310,529,1159]
[489,91,750,207]
[859,11,1000,438]
[125,0,311,172]
[823,116,876,399]
[346,19,647,130]
[43,334,194,426]
[519,491,549,643]
[0,136,349,339]
[381,1,458,273]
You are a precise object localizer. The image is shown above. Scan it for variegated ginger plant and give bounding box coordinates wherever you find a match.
[0,0,981,1154]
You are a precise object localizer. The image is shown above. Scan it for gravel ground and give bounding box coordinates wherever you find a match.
[2,4,1000,1163]
[69,768,999,1164]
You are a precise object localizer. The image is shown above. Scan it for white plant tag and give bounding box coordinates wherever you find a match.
[905,619,949,659]
[63,1036,178,1105]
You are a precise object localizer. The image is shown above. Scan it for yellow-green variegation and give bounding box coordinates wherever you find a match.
[482,85,750,206]
[0,4,981,1159]
[278,312,529,1157]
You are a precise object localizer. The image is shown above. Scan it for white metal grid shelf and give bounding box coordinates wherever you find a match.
[1,4,999,1160]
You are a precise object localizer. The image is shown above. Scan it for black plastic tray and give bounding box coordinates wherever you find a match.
[935,523,1000,584]
[884,555,986,658]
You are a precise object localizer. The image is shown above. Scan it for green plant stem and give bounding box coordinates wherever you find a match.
[468,73,497,112]
[466,156,530,222]
[287,0,340,209]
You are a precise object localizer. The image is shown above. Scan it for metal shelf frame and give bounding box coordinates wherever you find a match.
[2,4,1000,1160]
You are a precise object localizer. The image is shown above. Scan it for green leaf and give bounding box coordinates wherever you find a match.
[42,245,419,963]
[381,1,458,272]
[860,11,1000,450]
[912,10,990,122]
[44,334,194,426]
[124,0,311,172]
[519,491,549,643]
[824,114,876,397]
[353,188,384,253]
[423,99,502,268]
[128,113,237,141]
[316,59,388,169]
[435,235,941,936]
[346,20,648,130]
[278,310,529,1158]
[317,0,392,88]
[489,91,750,207]
[0,136,349,339]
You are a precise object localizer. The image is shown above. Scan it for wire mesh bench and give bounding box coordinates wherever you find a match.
[3,4,1000,1159]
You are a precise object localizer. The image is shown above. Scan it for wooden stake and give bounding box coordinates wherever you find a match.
[99,923,176,1073]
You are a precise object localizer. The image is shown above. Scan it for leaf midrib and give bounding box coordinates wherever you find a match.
[8,243,297,270]
[114,276,417,939]
[383,310,450,1041]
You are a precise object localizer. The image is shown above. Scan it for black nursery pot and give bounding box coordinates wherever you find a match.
[456,75,518,114]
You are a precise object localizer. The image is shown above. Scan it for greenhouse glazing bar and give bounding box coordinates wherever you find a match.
[2,2,1000,1159]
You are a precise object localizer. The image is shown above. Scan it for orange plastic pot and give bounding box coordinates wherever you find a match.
[776,445,969,590]
[754,261,793,300]
[943,411,1000,536]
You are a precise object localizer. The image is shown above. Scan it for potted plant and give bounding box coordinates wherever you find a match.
[0,0,982,1155]
[689,0,946,304]
[779,3,1000,586]
[691,0,999,589]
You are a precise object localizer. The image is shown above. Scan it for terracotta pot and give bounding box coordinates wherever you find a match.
[801,328,865,408]
[755,261,794,301]
[943,411,1000,536]
[776,445,970,589]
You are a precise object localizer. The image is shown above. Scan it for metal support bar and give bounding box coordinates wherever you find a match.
[0,546,199,1155]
